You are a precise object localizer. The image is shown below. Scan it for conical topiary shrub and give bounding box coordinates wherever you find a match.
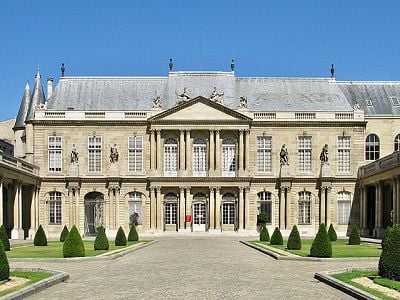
[115,226,127,246]
[328,224,337,242]
[94,225,109,250]
[270,227,283,245]
[379,225,400,280]
[128,225,139,242]
[0,241,9,281]
[33,225,47,246]
[287,225,301,250]
[310,223,332,258]
[59,225,69,242]
[259,224,270,242]
[0,225,10,251]
[348,225,361,245]
[63,225,85,258]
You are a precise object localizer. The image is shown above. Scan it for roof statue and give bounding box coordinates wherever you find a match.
[238,96,248,109]
[176,87,191,104]
[353,98,361,111]
[152,95,162,109]
[320,144,329,164]
[209,87,224,103]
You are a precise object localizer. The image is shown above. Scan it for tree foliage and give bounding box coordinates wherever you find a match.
[63,225,85,258]
[115,227,127,246]
[259,224,270,242]
[310,223,332,258]
[270,227,283,245]
[379,225,400,280]
[287,225,302,250]
[34,225,47,246]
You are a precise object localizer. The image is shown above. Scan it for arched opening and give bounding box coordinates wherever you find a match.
[394,134,400,152]
[193,139,207,177]
[221,193,236,230]
[222,139,236,177]
[164,193,178,231]
[365,134,380,161]
[84,192,104,236]
[257,191,272,224]
[164,138,178,176]
[298,191,311,225]
[128,192,142,226]
[193,192,207,232]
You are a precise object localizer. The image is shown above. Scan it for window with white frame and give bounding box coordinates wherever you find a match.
[395,134,400,152]
[165,202,177,225]
[193,138,207,176]
[365,134,380,161]
[128,192,142,225]
[164,138,178,176]
[48,136,62,172]
[88,136,102,172]
[258,191,272,224]
[222,202,235,225]
[337,136,351,172]
[49,191,62,224]
[298,191,311,224]
[257,136,272,172]
[128,136,143,172]
[298,137,312,172]
[337,192,351,225]
[222,139,236,177]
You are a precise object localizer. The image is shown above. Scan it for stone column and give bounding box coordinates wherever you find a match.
[320,189,326,225]
[11,182,23,239]
[397,176,400,225]
[185,187,192,230]
[238,187,244,230]
[185,131,191,173]
[179,130,185,173]
[326,187,331,226]
[239,130,244,174]
[215,130,221,176]
[68,187,74,226]
[215,187,221,230]
[0,179,3,226]
[179,187,185,230]
[209,130,215,175]
[374,181,383,237]
[393,178,398,225]
[150,187,156,229]
[75,187,81,231]
[115,188,120,228]
[244,188,250,230]
[156,187,162,230]
[279,188,285,229]
[108,188,115,228]
[150,129,155,171]
[244,129,250,173]
[361,186,368,233]
[209,187,215,230]
[156,130,162,172]
[29,186,36,238]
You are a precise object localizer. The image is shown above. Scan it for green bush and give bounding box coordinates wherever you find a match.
[59,225,69,242]
[0,241,9,281]
[33,225,47,246]
[115,227,127,246]
[257,212,269,226]
[287,225,301,250]
[128,225,139,242]
[348,225,361,245]
[328,224,337,242]
[63,225,85,258]
[310,223,332,258]
[259,224,270,242]
[270,227,283,245]
[0,225,10,251]
[379,225,400,280]
[94,226,109,250]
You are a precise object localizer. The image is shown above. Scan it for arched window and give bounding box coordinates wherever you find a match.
[49,191,62,224]
[337,192,351,225]
[164,193,178,225]
[257,192,272,224]
[222,193,236,225]
[222,139,236,177]
[193,138,207,177]
[128,192,142,225]
[298,191,311,224]
[365,134,380,160]
[394,134,400,152]
[164,138,178,176]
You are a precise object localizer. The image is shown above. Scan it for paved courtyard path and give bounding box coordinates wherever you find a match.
[11,237,378,299]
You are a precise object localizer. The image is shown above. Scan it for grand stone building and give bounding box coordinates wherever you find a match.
[3,64,400,239]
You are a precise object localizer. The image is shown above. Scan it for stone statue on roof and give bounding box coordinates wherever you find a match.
[320,144,329,164]
[176,87,191,104]
[110,144,119,163]
[353,99,361,111]
[280,144,289,166]
[209,87,224,103]
[71,144,79,164]
[238,96,248,109]
[152,95,162,109]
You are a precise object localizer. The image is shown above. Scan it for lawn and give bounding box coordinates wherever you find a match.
[0,271,51,297]
[7,240,143,258]
[255,239,381,258]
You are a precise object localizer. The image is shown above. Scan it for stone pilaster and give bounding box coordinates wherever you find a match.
[179,130,185,174]
[209,130,215,175]
[239,130,244,174]
[150,129,155,171]
[374,181,384,238]
[245,129,250,173]
[215,187,221,230]
[185,187,192,230]
[279,187,285,229]
[179,187,185,230]
[244,187,250,229]
[156,130,162,173]
[185,130,191,173]
[150,187,156,230]
[215,130,221,176]
[156,187,162,230]
[11,181,23,239]
[238,187,244,230]
[209,187,215,230]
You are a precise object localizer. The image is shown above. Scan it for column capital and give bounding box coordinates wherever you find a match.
[156,129,162,134]
[209,129,215,133]
[156,186,162,192]
[215,186,221,192]
[239,186,244,192]
[149,128,155,133]
[180,186,185,192]
[239,129,244,134]
[215,129,220,135]
[244,187,250,193]
[179,129,185,134]
[244,129,250,133]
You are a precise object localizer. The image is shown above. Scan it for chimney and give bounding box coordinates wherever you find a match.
[47,77,53,98]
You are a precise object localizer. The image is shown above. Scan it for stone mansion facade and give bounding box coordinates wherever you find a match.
[2,66,400,239]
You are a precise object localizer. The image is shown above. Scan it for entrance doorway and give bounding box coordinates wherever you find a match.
[193,202,206,232]
[84,192,104,236]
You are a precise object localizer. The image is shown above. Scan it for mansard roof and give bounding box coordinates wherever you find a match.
[14,82,31,129]
[25,71,46,122]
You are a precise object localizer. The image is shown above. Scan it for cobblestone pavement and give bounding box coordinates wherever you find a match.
[11,237,378,299]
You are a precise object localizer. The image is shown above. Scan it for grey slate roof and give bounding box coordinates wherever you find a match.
[46,72,354,112]
[25,71,46,122]
[14,82,31,129]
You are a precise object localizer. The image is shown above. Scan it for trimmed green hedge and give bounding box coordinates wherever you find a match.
[257,212,269,226]
[128,225,139,242]
[63,225,85,258]
[0,225,10,251]
[94,225,109,250]
[328,224,337,242]
[60,225,69,242]
[287,225,301,250]
[115,227,127,246]
[379,225,400,280]
[33,225,47,246]
[0,241,9,280]
[259,224,270,242]
[270,227,283,245]
[310,223,332,258]
[348,225,361,245]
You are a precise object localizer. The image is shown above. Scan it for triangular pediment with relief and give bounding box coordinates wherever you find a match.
[149,96,252,122]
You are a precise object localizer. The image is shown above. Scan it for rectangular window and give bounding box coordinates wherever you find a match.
[49,192,62,224]
[128,136,143,172]
[298,136,312,172]
[257,136,272,172]
[338,136,351,172]
[193,141,207,177]
[298,192,311,224]
[222,203,235,225]
[88,136,102,172]
[222,143,236,177]
[48,136,62,172]
[337,193,351,225]
[164,140,178,176]
[165,203,177,225]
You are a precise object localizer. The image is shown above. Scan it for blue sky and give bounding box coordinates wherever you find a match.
[1,0,400,120]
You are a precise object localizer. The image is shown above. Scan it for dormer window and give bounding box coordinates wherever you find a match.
[389,96,400,107]
[365,99,373,107]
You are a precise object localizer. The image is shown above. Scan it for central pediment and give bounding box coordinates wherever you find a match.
[149,96,252,122]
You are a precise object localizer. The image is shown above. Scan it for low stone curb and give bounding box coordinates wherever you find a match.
[0,267,69,300]
[240,241,380,262]
[8,240,158,263]
[314,268,378,300]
